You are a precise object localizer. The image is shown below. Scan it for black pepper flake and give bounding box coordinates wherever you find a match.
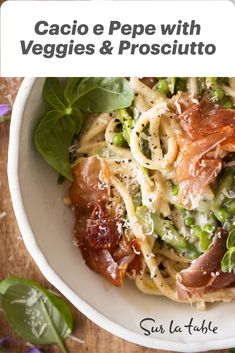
[136,132,140,137]
[128,159,132,163]
[135,93,138,96]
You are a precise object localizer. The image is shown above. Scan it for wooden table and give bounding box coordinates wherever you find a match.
[0,78,228,353]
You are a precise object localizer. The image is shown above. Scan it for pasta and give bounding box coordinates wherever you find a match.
[67,77,235,307]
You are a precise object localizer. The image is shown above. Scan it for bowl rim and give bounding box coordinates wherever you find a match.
[7,77,235,352]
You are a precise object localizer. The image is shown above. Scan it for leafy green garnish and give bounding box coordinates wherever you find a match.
[221,247,235,273]
[227,228,235,249]
[221,227,235,272]
[34,77,134,179]
[75,77,134,113]
[0,277,73,353]
[43,78,67,113]
[64,78,82,106]
[34,111,75,180]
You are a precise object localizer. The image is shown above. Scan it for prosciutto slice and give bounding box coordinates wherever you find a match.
[175,101,235,208]
[176,228,235,300]
[69,157,141,287]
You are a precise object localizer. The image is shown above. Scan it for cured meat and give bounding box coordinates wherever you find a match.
[178,101,235,140]
[175,101,235,208]
[69,157,141,286]
[176,228,235,299]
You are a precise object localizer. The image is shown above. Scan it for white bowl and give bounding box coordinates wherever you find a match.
[8,78,235,352]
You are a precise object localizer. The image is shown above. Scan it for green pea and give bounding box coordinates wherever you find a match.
[191,225,201,237]
[229,200,235,214]
[172,184,179,196]
[203,224,214,233]
[212,87,224,101]
[157,79,169,95]
[222,96,233,109]
[184,217,195,227]
[199,230,211,252]
[215,208,230,223]
[112,132,125,146]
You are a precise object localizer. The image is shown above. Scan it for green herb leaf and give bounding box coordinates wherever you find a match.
[0,277,22,295]
[75,77,134,113]
[227,229,235,249]
[64,78,82,106]
[71,106,84,135]
[0,278,73,353]
[43,78,67,113]
[221,247,235,272]
[34,110,75,180]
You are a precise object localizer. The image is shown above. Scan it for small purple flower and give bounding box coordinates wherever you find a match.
[0,104,11,117]
[26,348,42,353]
[0,104,11,123]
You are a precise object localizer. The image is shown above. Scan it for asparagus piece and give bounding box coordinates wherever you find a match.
[136,206,199,260]
[212,168,235,211]
[119,108,132,145]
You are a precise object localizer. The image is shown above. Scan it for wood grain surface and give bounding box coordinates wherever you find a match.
[0,78,229,353]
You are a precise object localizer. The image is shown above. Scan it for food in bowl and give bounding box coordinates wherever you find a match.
[34,77,235,306]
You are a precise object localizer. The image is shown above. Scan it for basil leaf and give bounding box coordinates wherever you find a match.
[34,110,75,180]
[71,106,83,135]
[1,278,72,353]
[227,229,235,249]
[0,277,22,295]
[43,78,67,113]
[0,278,72,327]
[64,78,82,106]
[75,77,134,113]
[221,247,235,272]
